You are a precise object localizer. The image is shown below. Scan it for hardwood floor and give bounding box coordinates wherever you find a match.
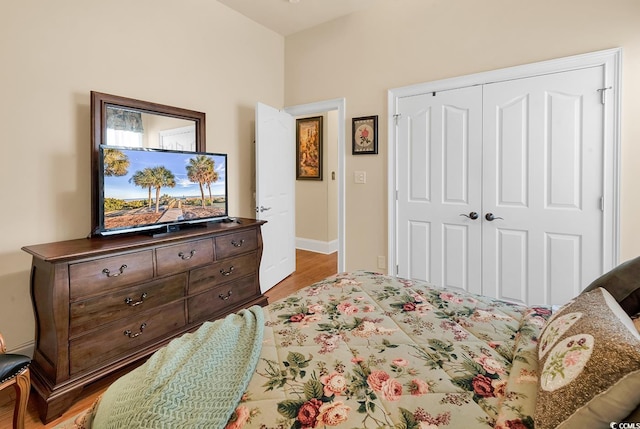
[0,249,337,429]
[264,248,338,302]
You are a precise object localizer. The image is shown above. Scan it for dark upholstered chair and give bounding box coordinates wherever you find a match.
[0,333,30,429]
[582,255,640,316]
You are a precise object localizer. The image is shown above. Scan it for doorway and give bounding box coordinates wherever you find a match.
[256,99,345,292]
[293,110,339,256]
[285,98,346,274]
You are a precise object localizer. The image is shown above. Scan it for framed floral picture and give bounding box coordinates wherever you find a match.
[352,115,378,155]
[296,116,323,180]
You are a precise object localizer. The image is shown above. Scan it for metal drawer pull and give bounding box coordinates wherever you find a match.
[218,291,233,300]
[220,266,235,276]
[124,323,146,338]
[102,264,127,278]
[178,250,196,260]
[231,239,245,247]
[124,293,148,307]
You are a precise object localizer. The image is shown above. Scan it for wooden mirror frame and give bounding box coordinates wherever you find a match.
[90,91,206,236]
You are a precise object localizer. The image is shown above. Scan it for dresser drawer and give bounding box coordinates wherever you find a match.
[214,230,258,259]
[70,274,186,337]
[156,238,213,277]
[189,253,257,295]
[188,275,258,323]
[69,301,185,375]
[69,250,154,299]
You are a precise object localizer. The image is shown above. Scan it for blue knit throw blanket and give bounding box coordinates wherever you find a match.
[92,306,264,429]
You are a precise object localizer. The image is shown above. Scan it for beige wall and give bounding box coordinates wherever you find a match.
[327,111,338,242]
[285,0,640,271]
[0,0,284,351]
[3,0,640,353]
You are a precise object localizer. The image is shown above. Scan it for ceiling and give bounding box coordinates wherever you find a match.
[217,0,378,36]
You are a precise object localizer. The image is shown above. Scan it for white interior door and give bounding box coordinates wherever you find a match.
[396,86,483,294]
[255,102,295,292]
[482,66,605,305]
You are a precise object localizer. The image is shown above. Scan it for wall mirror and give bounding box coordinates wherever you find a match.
[90,91,206,235]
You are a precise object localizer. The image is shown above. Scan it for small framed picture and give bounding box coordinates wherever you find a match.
[296,116,323,180]
[352,115,378,155]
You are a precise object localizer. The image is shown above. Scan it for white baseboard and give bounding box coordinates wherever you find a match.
[9,342,34,359]
[296,238,338,255]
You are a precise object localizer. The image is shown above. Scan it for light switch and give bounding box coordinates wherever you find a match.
[354,171,366,184]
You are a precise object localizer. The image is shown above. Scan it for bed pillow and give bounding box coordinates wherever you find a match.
[535,287,640,429]
[581,256,640,316]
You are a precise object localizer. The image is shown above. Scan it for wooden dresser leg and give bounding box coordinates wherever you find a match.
[13,368,30,429]
[32,383,84,424]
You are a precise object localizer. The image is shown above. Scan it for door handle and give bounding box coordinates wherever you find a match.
[459,212,479,220]
[256,205,272,213]
[485,213,504,221]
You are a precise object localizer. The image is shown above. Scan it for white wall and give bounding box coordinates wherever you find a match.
[285,0,640,271]
[0,0,284,352]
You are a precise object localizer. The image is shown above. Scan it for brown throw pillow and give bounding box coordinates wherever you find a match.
[582,256,640,316]
[535,288,640,429]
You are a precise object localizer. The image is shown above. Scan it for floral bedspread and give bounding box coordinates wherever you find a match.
[226,271,549,429]
[58,271,550,429]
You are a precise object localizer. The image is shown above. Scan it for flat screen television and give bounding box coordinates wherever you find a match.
[96,145,228,236]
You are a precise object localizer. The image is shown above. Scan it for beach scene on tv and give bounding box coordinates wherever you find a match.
[101,147,227,231]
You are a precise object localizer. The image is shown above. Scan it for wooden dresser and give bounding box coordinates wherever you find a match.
[22,218,268,423]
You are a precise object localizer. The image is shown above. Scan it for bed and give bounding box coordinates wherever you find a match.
[54,268,640,429]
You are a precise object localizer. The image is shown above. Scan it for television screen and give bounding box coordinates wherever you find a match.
[97,145,228,235]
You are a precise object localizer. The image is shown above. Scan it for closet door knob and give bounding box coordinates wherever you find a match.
[485,213,504,221]
[459,212,479,220]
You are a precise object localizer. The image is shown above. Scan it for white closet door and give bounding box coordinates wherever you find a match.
[482,66,605,305]
[396,86,483,294]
